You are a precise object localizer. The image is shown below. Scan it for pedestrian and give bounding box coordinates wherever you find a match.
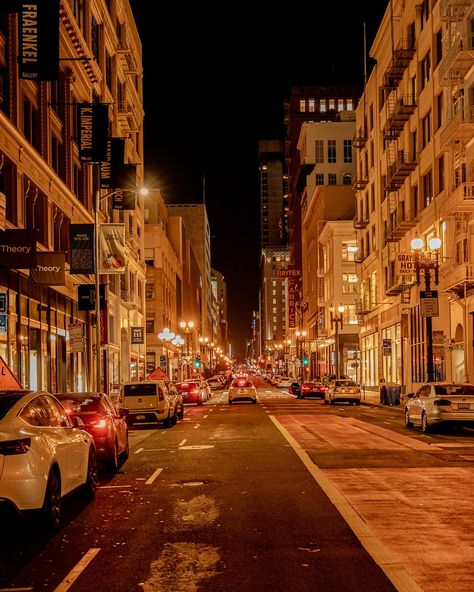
[379,377,387,405]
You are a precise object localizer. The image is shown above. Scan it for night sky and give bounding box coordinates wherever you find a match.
[129,2,388,357]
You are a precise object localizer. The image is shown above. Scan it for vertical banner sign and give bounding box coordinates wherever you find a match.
[69,224,95,274]
[19,0,59,81]
[77,284,106,311]
[0,229,37,268]
[131,327,144,344]
[77,103,109,162]
[99,224,125,273]
[107,138,138,194]
[68,322,84,353]
[30,251,65,285]
[288,279,297,328]
[100,308,108,346]
[100,139,113,189]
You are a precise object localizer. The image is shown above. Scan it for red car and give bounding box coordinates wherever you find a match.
[56,392,129,472]
[175,381,207,405]
[298,381,327,400]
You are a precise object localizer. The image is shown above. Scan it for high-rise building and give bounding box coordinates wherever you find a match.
[258,140,286,248]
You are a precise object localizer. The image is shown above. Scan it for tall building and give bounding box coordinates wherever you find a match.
[211,268,228,350]
[166,203,212,340]
[258,140,286,248]
[355,0,474,392]
[0,1,145,394]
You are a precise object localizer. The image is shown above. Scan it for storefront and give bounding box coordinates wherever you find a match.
[361,331,378,387]
[382,323,402,385]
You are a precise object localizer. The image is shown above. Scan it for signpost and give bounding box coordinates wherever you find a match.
[420,290,439,317]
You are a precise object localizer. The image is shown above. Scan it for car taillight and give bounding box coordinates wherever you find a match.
[434,399,452,406]
[191,389,200,395]
[302,386,310,392]
[0,437,31,455]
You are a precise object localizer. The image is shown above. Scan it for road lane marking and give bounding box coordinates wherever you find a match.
[194,424,200,429]
[145,468,163,485]
[0,588,33,591]
[179,439,187,446]
[134,447,144,454]
[98,485,131,489]
[52,548,100,592]
[204,414,208,418]
[269,415,423,592]
[179,445,215,450]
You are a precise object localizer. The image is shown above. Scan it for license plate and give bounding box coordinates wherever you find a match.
[136,414,146,420]
[458,403,470,409]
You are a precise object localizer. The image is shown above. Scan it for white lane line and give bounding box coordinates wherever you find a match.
[0,588,34,591]
[134,447,144,454]
[208,409,214,412]
[53,548,101,592]
[178,439,187,447]
[269,415,423,592]
[194,424,200,429]
[97,485,131,489]
[203,414,209,418]
[145,468,163,485]
[161,431,168,436]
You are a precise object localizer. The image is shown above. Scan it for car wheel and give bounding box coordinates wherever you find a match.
[404,410,413,428]
[228,399,232,404]
[178,405,184,419]
[163,413,172,427]
[122,433,130,460]
[355,400,361,406]
[252,399,257,404]
[42,468,62,531]
[108,441,119,472]
[421,412,431,434]
[171,409,178,425]
[83,448,97,500]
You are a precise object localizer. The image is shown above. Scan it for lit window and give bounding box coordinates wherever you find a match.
[308,98,315,112]
[329,99,335,110]
[299,99,306,112]
[320,99,327,112]
[347,99,354,111]
[338,99,344,111]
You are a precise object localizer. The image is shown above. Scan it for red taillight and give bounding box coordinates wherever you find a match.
[191,389,200,395]
[0,437,31,455]
[302,385,310,392]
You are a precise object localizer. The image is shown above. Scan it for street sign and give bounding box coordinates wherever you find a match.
[420,290,439,317]
[396,253,416,276]
[68,322,84,353]
[382,338,392,355]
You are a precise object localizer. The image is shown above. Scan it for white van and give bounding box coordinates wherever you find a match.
[119,380,177,426]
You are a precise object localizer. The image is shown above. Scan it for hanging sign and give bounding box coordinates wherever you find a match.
[77,103,109,162]
[69,224,95,274]
[68,322,84,353]
[288,279,297,328]
[31,251,65,285]
[382,339,392,356]
[420,290,439,318]
[99,224,125,274]
[0,229,37,269]
[131,327,144,344]
[77,284,106,311]
[19,0,60,81]
[396,253,416,276]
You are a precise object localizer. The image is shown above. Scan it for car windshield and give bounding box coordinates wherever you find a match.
[56,395,100,413]
[176,383,196,391]
[335,380,357,387]
[0,393,26,420]
[434,385,474,396]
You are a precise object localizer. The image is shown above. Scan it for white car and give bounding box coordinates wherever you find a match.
[275,376,293,388]
[0,390,97,529]
[228,379,257,404]
[404,382,474,433]
[325,379,361,405]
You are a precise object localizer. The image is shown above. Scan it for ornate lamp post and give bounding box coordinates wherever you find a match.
[171,334,185,380]
[411,236,441,383]
[295,330,307,382]
[199,336,209,375]
[180,321,194,378]
[330,304,345,379]
[158,327,175,377]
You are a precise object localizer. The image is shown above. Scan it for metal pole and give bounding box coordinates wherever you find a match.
[425,269,435,382]
[94,168,102,393]
[335,323,340,379]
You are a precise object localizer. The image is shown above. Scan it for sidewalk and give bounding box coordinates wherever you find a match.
[360,387,404,412]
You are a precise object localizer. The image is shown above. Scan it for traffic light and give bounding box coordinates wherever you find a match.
[194,358,201,369]
[303,356,309,366]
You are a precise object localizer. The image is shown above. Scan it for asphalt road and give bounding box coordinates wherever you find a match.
[2,378,474,592]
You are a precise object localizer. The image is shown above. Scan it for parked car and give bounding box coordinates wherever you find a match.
[207,377,224,391]
[175,381,207,405]
[228,378,257,404]
[164,382,184,419]
[289,382,301,397]
[298,381,327,399]
[275,376,293,388]
[404,382,474,433]
[118,380,180,426]
[55,392,129,472]
[325,379,361,405]
[0,390,97,530]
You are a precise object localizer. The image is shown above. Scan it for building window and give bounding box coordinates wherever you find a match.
[145,248,154,266]
[315,140,324,163]
[308,98,315,112]
[436,93,443,130]
[347,99,354,111]
[343,139,352,163]
[342,273,358,293]
[420,0,430,29]
[315,173,324,185]
[342,242,358,261]
[299,99,306,112]
[438,155,445,194]
[420,51,431,90]
[423,170,433,207]
[329,99,335,110]
[343,173,352,185]
[435,29,443,67]
[328,173,337,185]
[337,99,344,111]
[145,283,154,299]
[327,140,336,163]
[146,319,155,333]
[320,99,327,112]
[421,110,431,148]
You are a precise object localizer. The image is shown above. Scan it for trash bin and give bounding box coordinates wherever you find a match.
[379,384,387,404]
[386,385,401,406]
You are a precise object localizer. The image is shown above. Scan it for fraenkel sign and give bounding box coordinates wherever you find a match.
[0,229,37,269]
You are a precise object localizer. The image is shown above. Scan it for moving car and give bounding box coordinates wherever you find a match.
[119,380,180,426]
[298,381,327,400]
[275,376,293,388]
[325,379,361,405]
[0,390,97,529]
[404,382,474,433]
[228,378,257,404]
[175,381,207,405]
[207,377,224,391]
[55,392,129,472]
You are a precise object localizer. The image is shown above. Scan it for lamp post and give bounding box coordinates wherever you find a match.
[295,330,307,382]
[171,335,185,380]
[411,236,441,383]
[330,304,345,379]
[180,321,194,378]
[285,339,292,376]
[199,336,209,376]
[158,327,175,378]
[92,185,148,393]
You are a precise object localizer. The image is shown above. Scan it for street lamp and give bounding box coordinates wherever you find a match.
[180,321,194,377]
[295,330,307,382]
[199,336,209,376]
[93,185,148,392]
[171,334,185,380]
[330,304,345,379]
[411,236,441,382]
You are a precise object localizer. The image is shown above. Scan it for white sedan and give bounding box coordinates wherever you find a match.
[0,390,97,529]
[228,379,257,404]
[404,382,474,433]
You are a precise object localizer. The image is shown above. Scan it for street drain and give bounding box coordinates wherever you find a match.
[183,481,204,487]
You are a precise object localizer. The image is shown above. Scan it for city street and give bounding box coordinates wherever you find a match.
[2,377,474,592]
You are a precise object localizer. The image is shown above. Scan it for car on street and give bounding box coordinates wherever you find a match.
[275,376,293,388]
[175,381,207,405]
[0,390,97,529]
[297,381,327,399]
[228,378,257,404]
[55,392,129,472]
[207,377,224,390]
[404,382,474,433]
[325,379,361,405]
[164,381,185,419]
[119,380,180,426]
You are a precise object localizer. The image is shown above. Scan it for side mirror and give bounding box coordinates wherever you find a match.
[118,408,129,417]
[406,392,415,398]
[71,416,84,428]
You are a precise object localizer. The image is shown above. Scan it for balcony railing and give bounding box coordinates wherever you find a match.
[441,263,474,295]
[440,106,474,150]
[353,215,369,230]
[353,174,369,190]
[385,151,417,192]
[382,39,416,90]
[385,209,417,244]
[441,0,472,20]
[439,33,474,85]
[353,129,367,149]
[441,182,474,216]
[383,95,416,140]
